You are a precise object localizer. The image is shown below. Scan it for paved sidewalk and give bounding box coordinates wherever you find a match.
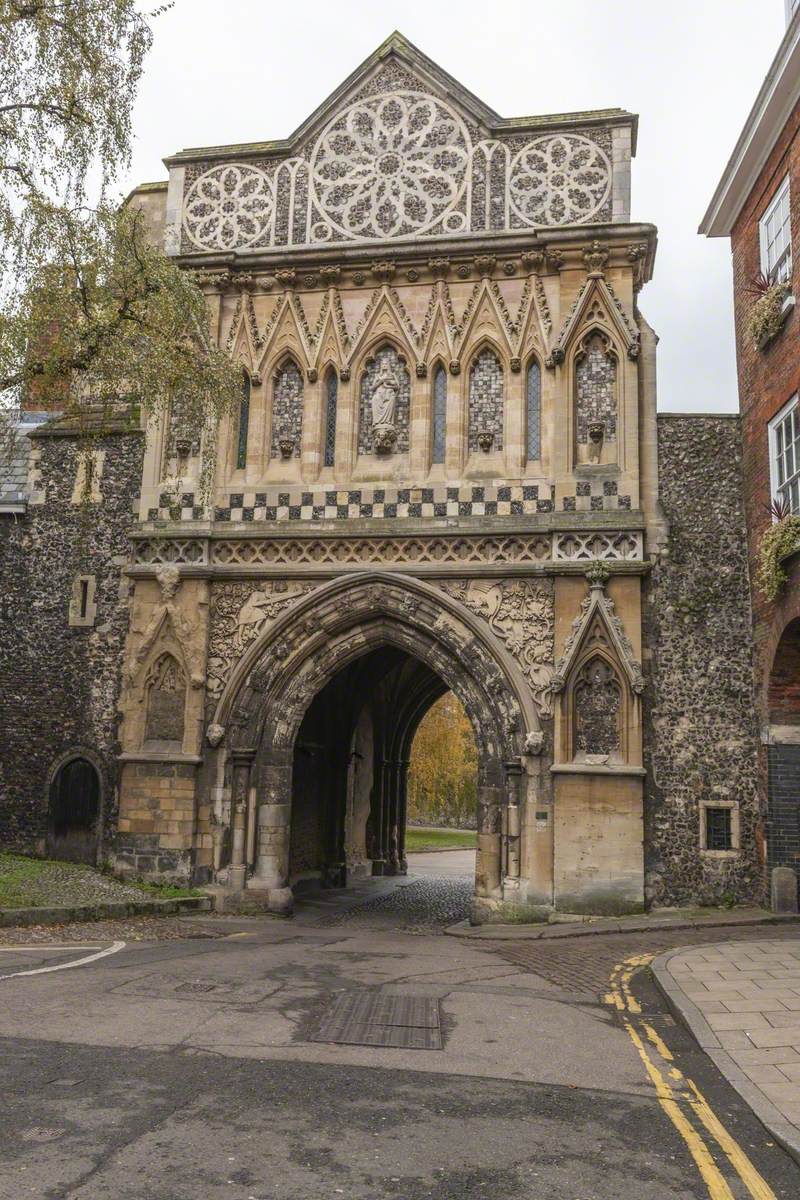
[653,937,800,1163]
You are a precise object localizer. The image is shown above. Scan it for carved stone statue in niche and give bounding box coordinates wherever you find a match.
[371,361,399,428]
[145,653,186,743]
[370,361,400,453]
[574,658,621,759]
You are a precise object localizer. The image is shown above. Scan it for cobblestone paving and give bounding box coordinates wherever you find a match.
[310,877,473,932]
[490,927,800,995]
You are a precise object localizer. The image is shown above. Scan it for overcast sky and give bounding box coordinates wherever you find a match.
[124,1,787,413]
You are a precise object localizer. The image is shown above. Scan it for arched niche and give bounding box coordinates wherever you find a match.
[357,342,411,456]
[570,652,625,764]
[144,652,187,747]
[270,358,304,460]
[573,330,618,466]
[467,346,504,455]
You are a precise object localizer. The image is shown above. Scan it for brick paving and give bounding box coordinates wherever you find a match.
[654,938,800,1148]
[489,927,800,996]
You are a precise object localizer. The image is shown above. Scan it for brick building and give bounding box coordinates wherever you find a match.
[701,7,800,886]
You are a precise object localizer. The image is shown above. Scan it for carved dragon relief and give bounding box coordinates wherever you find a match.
[206,580,318,702]
[440,578,556,717]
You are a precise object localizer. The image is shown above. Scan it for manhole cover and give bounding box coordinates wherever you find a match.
[309,993,442,1050]
[174,980,217,994]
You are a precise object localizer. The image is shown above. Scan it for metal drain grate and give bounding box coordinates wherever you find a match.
[309,993,442,1049]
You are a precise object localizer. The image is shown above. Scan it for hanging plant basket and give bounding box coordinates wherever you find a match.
[757,514,800,599]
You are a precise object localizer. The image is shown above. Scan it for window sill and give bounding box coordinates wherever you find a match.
[550,763,645,777]
[699,849,740,859]
[120,751,202,764]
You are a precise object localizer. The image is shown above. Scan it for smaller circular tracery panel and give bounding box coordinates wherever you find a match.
[508,134,612,227]
[183,164,275,251]
[310,91,470,241]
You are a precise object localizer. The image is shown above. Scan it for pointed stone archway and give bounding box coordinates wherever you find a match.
[213,572,543,923]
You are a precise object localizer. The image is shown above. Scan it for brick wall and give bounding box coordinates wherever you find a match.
[729,97,800,884]
[0,421,143,855]
[731,99,800,718]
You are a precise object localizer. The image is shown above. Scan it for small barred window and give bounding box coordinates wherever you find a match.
[704,807,732,851]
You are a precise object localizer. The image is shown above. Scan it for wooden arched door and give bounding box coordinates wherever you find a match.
[47,758,101,863]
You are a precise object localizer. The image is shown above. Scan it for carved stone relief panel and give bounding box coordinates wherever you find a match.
[207,580,318,703]
[574,658,621,758]
[440,578,554,716]
[145,653,186,743]
[180,71,615,254]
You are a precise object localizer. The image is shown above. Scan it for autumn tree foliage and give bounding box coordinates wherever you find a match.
[0,1,239,480]
[408,693,478,828]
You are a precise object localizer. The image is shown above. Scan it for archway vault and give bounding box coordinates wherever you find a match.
[213,571,543,918]
[215,571,540,757]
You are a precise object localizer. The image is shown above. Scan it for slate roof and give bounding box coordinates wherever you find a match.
[0,411,49,508]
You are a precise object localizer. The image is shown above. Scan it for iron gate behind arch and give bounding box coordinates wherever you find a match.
[47,757,101,863]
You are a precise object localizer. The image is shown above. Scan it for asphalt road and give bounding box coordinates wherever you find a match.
[1,867,799,1199]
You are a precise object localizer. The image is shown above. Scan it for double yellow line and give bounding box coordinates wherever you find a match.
[605,954,777,1200]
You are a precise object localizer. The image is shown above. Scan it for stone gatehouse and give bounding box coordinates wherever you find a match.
[0,34,763,920]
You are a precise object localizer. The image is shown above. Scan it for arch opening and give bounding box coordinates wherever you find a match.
[288,644,471,893]
[47,756,102,864]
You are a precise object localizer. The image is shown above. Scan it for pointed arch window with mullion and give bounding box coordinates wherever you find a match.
[432,365,447,464]
[526,360,541,462]
[236,372,251,470]
[324,371,338,467]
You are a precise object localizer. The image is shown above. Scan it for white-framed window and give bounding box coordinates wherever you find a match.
[760,176,792,283]
[769,395,800,514]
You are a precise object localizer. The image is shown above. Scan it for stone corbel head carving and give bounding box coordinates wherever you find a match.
[155,563,180,602]
[206,723,225,747]
[278,435,296,460]
[523,730,545,756]
[373,426,397,454]
[588,420,605,462]
[477,429,495,453]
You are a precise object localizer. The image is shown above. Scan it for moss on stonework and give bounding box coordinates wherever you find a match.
[757,515,800,600]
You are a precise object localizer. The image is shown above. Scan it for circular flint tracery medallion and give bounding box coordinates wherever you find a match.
[183,163,275,251]
[508,134,612,226]
[310,91,470,241]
